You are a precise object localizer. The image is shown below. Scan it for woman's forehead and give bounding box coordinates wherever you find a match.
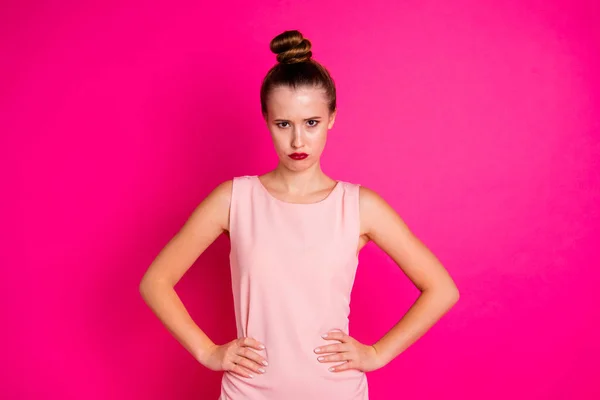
[267,86,329,116]
[270,86,327,102]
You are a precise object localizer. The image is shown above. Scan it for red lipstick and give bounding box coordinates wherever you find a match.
[288,153,308,160]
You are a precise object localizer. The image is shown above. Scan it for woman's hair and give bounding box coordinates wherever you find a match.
[260,30,336,118]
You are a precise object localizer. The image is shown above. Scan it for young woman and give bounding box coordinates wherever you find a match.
[140,30,460,400]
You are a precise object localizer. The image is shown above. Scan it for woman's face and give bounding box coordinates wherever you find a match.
[265,85,336,172]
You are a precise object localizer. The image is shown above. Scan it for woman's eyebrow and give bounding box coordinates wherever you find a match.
[273,116,322,121]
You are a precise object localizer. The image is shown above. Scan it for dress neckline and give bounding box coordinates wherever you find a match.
[254,175,341,206]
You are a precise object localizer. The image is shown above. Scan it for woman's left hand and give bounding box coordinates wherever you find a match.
[314,330,385,373]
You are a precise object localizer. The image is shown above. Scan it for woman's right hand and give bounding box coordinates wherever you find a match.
[201,337,268,378]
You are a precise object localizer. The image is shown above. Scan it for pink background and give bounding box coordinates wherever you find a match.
[2,1,599,399]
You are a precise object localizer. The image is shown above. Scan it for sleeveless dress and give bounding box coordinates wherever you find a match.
[219,175,369,400]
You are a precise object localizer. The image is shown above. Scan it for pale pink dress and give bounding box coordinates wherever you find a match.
[219,175,369,399]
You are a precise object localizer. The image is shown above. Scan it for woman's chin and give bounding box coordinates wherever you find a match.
[281,159,313,171]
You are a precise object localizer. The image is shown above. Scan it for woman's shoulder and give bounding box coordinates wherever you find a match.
[337,179,374,196]
[354,183,402,231]
[356,183,386,204]
[203,179,234,208]
[212,175,257,200]
[214,175,255,190]
[339,181,388,211]
[229,174,258,184]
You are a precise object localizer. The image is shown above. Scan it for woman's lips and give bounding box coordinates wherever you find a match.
[288,153,308,160]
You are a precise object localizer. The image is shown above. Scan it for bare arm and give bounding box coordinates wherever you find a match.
[359,186,460,366]
[139,179,232,364]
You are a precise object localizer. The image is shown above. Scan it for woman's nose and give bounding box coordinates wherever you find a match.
[292,131,304,148]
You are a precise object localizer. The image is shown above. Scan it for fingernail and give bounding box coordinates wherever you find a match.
[258,368,266,373]
[262,360,268,366]
[321,333,328,338]
[248,374,254,378]
[259,344,265,349]
[329,367,334,372]
[314,348,321,353]
[318,356,324,361]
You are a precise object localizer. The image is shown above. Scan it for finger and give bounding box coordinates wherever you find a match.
[239,337,266,351]
[322,330,349,342]
[231,363,256,379]
[234,354,267,375]
[314,342,348,354]
[317,352,351,363]
[328,360,355,373]
[237,346,269,368]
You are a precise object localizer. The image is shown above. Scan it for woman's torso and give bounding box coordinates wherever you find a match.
[220,175,368,400]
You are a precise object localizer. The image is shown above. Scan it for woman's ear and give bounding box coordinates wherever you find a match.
[328,110,337,129]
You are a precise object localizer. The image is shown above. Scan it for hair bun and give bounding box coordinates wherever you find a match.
[270,30,312,64]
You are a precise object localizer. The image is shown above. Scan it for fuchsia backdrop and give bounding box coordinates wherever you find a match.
[2,1,599,398]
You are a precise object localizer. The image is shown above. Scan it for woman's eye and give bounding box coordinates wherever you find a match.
[276,121,318,128]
